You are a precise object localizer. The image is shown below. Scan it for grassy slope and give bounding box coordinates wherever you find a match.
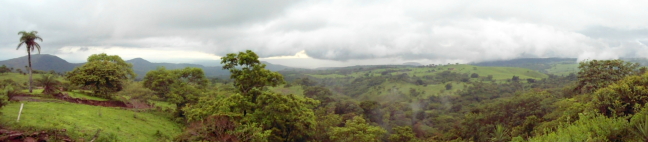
[545,63,579,76]
[0,102,181,141]
[411,64,548,80]
[305,65,548,81]
[0,73,31,84]
[269,85,304,96]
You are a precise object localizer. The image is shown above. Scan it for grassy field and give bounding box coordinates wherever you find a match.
[19,89,44,95]
[0,73,31,85]
[0,102,181,141]
[545,63,579,76]
[306,64,548,81]
[269,84,305,96]
[409,64,548,80]
[286,64,549,102]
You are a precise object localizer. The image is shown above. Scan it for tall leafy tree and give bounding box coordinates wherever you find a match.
[182,50,318,141]
[328,116,387,142]
[66,53,135,98]
[143,67,209,117]
[220,50,285,116]
[389,126,418,142]
[592,72,648,117]
[221,50,284,100]
[576,59,642,94]
[16,31,43,93]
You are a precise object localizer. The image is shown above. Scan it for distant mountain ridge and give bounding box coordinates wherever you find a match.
[0,54,296,79]
[0,54,82,73]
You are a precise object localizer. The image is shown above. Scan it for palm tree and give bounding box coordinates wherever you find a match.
[35,74,61,95]
[16,31,43,93]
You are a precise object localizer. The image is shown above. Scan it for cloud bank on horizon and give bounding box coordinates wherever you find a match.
[1,0,648,68]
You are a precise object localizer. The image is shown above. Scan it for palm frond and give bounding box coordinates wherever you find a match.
[34,43,41,54]
[36,36,43,42]
[16,42,24,50]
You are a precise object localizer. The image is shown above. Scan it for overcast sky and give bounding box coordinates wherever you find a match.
[2,0,648,68]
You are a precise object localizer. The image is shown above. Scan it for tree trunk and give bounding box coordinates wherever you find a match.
[28,49,32,93]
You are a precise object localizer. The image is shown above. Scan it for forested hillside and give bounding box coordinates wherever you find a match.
[2,51,648,141]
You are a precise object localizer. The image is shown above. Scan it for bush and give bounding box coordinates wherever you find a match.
[471,73,479,78]
[445,83,453,90]
[529,113,629,142]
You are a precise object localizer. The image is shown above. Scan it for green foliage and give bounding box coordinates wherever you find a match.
[576,59,641,94]
[114,81,156,105]
[490,125,510,142]
[343,76,387,97]
[470,73,479,78]
[184,89,319,142]
[143,67,209,117]
[16,31,43,54]
[529,113,630,142]
[34,73,61,95]
[389,126,418,142]
[303,86,334,106]
[221,50,284,95]
[142,67,176,97]
[249,92,318,141]
[459,91,557,141]
[0,86,11,109]
[182,50,318,141]
[296,77,318,87]
[176,115,270,142]
[445,83,452,90]
[310,109,343,141]
[66,53,135,98]
[592,72,648,117]
[512,75,520,82]
[329,116,387,142]
[0,65,10,74]
[630,106,648,140]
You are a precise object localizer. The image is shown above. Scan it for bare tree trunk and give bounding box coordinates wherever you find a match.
[28,49,32,93]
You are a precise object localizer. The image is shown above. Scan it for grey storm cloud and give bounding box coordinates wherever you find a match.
[2,0,648,64]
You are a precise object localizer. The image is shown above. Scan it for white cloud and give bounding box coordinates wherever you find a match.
[2,0,648,68]
[55,46,221,63]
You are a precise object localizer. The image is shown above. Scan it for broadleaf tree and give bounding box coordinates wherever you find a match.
[182,50,318,142]
[66,53,135,98]
[143,67,209,117]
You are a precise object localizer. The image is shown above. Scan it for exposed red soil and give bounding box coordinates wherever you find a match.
[0,127,72,142]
